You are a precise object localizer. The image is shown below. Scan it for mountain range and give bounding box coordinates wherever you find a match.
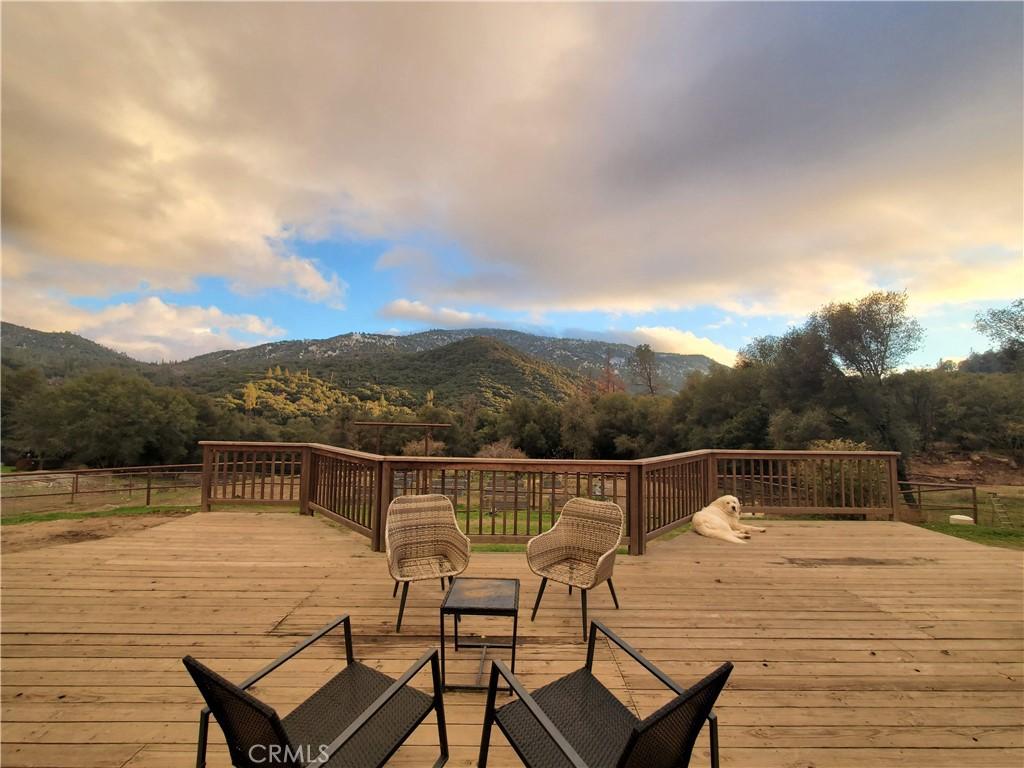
[1,322,716,409]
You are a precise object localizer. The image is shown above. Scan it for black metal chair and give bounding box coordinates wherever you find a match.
[478,620,732,768]
[183,615,448,768]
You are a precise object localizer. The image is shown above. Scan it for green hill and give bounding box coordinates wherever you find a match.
[1,322,144,378]
[209,336,587,413]
[170,327,714,393]
[371,336,587,409]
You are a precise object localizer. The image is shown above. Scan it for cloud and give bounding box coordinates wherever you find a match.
[2,3,1020,325]
[2,292,284,362]
[379,299,492,328]
[375,247,435,272]
[621,327,737,366]
[705,316,734,330]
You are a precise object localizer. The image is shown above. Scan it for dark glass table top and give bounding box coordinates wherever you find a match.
[442,577,519,615]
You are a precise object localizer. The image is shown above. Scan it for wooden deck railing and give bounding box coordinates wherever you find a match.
[199,441,900,555]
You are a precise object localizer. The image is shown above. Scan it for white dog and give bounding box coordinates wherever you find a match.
[692,495,766,544]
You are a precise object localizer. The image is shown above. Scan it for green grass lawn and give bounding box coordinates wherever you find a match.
[900,484,1024,527]
[1,465,16,473]
[0,505,196,526]
[453,507,559,538]
[917,522,1024,550]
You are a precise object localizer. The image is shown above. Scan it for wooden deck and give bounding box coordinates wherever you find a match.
[2,511,1022,767]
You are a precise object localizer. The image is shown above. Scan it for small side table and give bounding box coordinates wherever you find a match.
[439,577,519,691]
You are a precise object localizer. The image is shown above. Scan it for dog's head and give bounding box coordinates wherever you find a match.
[713,495,742,519]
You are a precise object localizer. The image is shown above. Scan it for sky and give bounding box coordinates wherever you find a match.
[2,2,1021,366]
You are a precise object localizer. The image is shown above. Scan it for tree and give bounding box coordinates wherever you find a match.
[975,299,1024,348]
[402,438,446,456]
[809,291,923,382]
[242,382,259,414]
[597,348,626,394]
[962,299,1024,373]
[12,369,199,467]
[626,344,659,394]
[476,438,527,459]
[560,396,597,458]
[1,365,46,463]
[500,398,560,458]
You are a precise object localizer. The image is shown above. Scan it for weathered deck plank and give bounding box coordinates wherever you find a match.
[2,512,1022,767]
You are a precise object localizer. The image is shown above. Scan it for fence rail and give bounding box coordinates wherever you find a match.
[900,480,979,523]
[198,441,901,555]
[0,464,202,515]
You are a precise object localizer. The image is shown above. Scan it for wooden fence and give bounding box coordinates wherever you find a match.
[200,442,900,555]
[1,464,201,516]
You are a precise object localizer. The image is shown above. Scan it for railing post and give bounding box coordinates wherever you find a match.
[887,454,898,521]
[299,445,313,516]
[971,485,978,524]
[628,463,645,556]
[704,452,718,505]
[145,470,152,506]
[70,473,78,503]
[372,459,392,552]
[200,444,213,512]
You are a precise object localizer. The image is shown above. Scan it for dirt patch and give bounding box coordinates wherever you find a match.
[909,453,1021,485]
[1,513,193,554]
[783,556,935,567]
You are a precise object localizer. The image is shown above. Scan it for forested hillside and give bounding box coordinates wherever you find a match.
[166,327,713,394]
[2,296,1021,471]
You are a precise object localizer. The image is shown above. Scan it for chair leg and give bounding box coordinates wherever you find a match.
[440,577,446,591]
[432,659,448,765]
[396,582,410,633]
[709,711,720,768]
[393,581,399,598]
[568,584,572,595]
[478,664,500,767]
[448,575,454,586]
[580,589,588,641]
[530,577,548,622]
[607,578,620,609]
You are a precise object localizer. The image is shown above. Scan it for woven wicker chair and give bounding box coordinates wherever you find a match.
[527,497,623,639]
[183,615,448,768]
[386,494,471,632]
[479,620,732,768]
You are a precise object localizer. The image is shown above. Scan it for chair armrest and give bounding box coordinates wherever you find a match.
[586,620,684,695]
[239,614,353,690]
[484,660,589,768]
[591,544,619,587]
[194,616,352,768]
[454,522,472,555]
[306,649,441,766]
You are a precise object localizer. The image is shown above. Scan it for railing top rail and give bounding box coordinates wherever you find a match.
[904,481,977,489]
[199,440,385,462]
[707,449,900,458]
[383,456,638,469]
[636,450,714,467]
[385,458,635,473]
[199,441,639,467]
[198,441,900,466]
